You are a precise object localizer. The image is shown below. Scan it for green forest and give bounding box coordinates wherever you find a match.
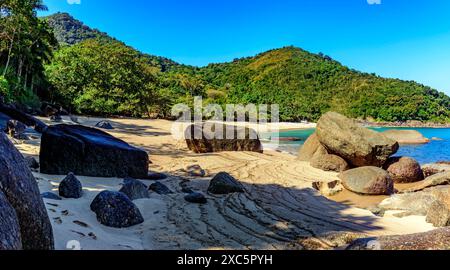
[1,1,450,122]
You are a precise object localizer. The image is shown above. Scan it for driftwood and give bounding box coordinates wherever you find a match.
[0,103,48,133]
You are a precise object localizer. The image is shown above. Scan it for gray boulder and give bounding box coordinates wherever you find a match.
[339,167,394,195]
[208,172,245,194]
[184,192,207,204]
[90,191,144,228]
[0,132,54,249]
[41,192,62,201]
[0,191,22,250]
[316,112,399,167]
[149,182,173,195]
[119,178,150,200]
[59,173,83,199]
[95,121,114,130]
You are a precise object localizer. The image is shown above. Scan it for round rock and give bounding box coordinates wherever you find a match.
[339,167,394,195]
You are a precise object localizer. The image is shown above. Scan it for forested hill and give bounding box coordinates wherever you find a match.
[4,9,445,122]
[199,47,450,122]
[44,12,181,72]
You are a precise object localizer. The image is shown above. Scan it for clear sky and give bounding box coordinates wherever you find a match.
[39,0,450,95]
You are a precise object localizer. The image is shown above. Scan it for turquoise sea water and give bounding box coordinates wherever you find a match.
[271,128,450,164]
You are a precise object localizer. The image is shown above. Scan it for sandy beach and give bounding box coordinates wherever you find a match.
[14,116,436,250]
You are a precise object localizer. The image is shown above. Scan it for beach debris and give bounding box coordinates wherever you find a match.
[58,173,83,199]
[422,163,450,177]
[73,220,89,228]
[208,172,245,195]
[347,227,450,250]
[0,132,54,250]
[383,156,424,183]
[149,181,174,195]
[90,191,144,228]
[119,178,150,200]
[316,112,399,167]
[25,156,40,170]
[312,180,344,197]
[184,192,207,204]
[339,167,394,195]
[88,232,97,240]
[95,120,114,130]
[382,129,430,145]
[185,123,262,154]
[0,190,22,250]
[39,124,149,178]
[145,172,168,180]
[185,164,207,177]
[41,192,62,201]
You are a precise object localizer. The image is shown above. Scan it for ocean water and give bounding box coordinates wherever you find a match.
[268,127,450,164]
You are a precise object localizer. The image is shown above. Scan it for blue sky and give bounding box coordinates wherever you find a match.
[40,0,450,95]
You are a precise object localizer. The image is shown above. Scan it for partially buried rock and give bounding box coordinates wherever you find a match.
[186,164,207,177]
[383,157,424,183]
[0,190,22,250]
[316,112,399,167]
[184,192,207,204]
[310,146,350,173]
[149,181,173,195]
[208,172,245,194]
[400,172,450,193]
[40,124,149,178]
[426,200,450,227]
[59,173,83,199]
[95,121,114,130]
[339,167,394,195]
[312,180,344,197]
[25,156,39,170]
[185,123,262,153]
[422,163,450,178]
[119,178,149,200]
[145,172,168,180]
[90,191,144,228]
[41,192,62,201]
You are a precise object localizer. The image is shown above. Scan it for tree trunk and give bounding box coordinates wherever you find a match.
[2,33,15,77]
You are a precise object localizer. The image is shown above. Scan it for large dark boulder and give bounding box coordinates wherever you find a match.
[0,191,22,250]
[119,178,150,200]
[339,167,394,195]
[316,112,399,167]
[0,132,54,250]
[90,191,144,228]
[208,172,245,194]
[185,123,262,153]
[40,124,149,178]
[58,173,83,199]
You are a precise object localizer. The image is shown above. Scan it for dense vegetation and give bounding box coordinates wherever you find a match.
[1,3,449,122]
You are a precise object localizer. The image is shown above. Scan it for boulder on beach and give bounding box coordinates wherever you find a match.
[25,156,39,170]
[149,181,173,195]
[422,163,450,177]
[311,151,350,173]
[347,228,450,250]
[184,192,207,204]
[298,133,321,162]
[383,157,424,183]
[338,167,394,195]
[90,191,144,228]
[400,172,450,193]
[185,123,263,154]
[95,120,114,130]
[5,120,28,140]
[312,180,344,197]
[119,178,150,200]
[426,200,450,227]
[316,112,399,167]
[40,124,149,178]
[208,172,245,194]
[0,191,22,250]
[382,129,430,145]
[41,192,62,201]
[0,132,54,250]
[59,173,83,199]
[145,172,168,181]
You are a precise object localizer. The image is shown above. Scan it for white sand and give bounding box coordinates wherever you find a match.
[15,116,435,250]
